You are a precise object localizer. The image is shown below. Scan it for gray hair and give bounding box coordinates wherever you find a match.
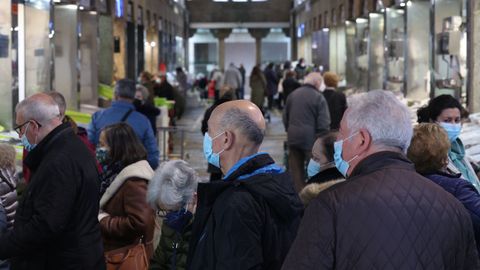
[46,91,66,116]
[147,160,198,211]
[115,79,136,99]
[304,72,323,89]
[135,84,150,100]
[219,107,265,145]
[16,95,60,125]
[345,90,413,152]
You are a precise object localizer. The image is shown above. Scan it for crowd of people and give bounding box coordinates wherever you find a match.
[1,58,480,270]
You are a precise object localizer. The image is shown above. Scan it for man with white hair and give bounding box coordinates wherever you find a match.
[283,72,330,193]
[188,100,303,270]
[282,90,480,269]
[0,93,105,269]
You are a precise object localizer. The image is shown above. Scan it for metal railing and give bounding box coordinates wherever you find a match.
[157,125,193,161]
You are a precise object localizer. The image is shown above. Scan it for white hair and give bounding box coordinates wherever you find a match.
[345,90,413,152]
[304,72,323,89]
[136,84,149,100]
[16,95,60,124]
[147,160,198,211]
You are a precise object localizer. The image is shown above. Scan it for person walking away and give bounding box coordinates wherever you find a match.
[223,63,242,100]
[322,72,347,130]
[238,64,246,99]
[282,90,480,270]
[134,85,161,137]
[88,79,159,169]
[249,65,267,112]
[264,63,278,110]
[282,71,301,102]
[283,72,330,193]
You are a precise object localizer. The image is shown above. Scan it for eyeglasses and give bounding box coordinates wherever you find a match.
[14,120,42,135]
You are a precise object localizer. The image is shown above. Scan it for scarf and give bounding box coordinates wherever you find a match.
[164,209,193,233]
[99,162,124,196]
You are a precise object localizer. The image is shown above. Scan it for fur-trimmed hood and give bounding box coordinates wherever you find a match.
[100,160,153,209]
[299,179,344,206]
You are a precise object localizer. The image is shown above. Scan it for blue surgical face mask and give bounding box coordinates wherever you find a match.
[307,159,321,178]
[203,131,225,168]
[334,132,359,177]
[21,122,37,152]
[439,122,462,142]
[307,159,334,178]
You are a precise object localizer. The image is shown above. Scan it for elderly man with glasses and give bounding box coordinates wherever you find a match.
[0,93,105,270]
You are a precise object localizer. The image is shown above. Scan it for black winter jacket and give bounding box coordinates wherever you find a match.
[282,151,480,270]
[187,154,303,270]
[322,88,346,130]
[0,123,105,270]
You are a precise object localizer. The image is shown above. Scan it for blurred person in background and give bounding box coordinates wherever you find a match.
[322,72,347,130]
[134,85,160,137]
[283,72,330,193]
[249,65,267,112]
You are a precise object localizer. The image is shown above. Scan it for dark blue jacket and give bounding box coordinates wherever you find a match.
[424,172,480,254]
[188,154,303,270]
[88,101,159,169]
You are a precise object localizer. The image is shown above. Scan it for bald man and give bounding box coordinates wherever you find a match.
[0,93,105,269]
[187,100,303,270]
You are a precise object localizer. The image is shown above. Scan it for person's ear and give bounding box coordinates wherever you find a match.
[222,130,235,151]
[356,128,371,154]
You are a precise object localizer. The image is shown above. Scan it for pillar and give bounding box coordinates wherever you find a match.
[248,28,270,65]
[211,29,232,70]
[468,0,480,113]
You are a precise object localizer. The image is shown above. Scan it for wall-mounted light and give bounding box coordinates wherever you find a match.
[356,18,368,24]
[150,41,156,47]
[322,28,329,32]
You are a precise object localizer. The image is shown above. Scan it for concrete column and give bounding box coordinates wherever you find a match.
[290,13,298,60]
[211,29,232,70]
[248,28,270,65]
[468,0,480,113]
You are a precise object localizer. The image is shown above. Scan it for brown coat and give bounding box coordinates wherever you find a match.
[99,160,155,258]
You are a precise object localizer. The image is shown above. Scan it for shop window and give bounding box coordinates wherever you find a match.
[324,11,328,27]
[318,15,322,29]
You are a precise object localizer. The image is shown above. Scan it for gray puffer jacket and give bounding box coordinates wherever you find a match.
[0,169,17,229]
